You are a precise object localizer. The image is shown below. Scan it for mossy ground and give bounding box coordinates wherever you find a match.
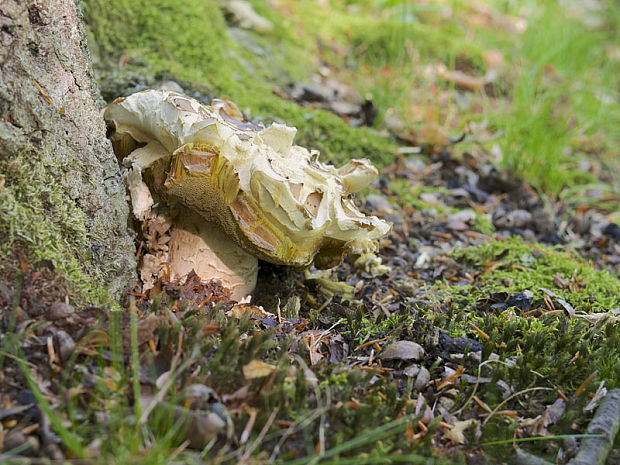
[451,236,620,312]
[81,0,397,167]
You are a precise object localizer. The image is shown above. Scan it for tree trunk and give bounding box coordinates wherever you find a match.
[0,0,136,301]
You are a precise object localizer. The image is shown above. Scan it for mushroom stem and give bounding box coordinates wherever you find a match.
[168,213,258,301]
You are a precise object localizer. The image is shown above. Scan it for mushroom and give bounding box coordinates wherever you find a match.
[104,89,391,300]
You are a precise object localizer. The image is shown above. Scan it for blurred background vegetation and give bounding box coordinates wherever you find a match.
[83,0,619,205]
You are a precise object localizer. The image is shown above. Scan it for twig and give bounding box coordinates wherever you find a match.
[513,449,553,465]
[482,387,553,426]
[240,408,279,462]
[567,388,620,465]
[453,358,512,416]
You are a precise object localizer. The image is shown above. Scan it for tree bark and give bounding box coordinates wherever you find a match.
[0,0,136,300]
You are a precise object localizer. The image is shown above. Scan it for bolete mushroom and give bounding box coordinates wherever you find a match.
[104,89,391,300]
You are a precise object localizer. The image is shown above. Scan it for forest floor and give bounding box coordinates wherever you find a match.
[1,0,620,464]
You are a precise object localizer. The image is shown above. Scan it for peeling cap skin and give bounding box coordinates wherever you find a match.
[104,89,391,269]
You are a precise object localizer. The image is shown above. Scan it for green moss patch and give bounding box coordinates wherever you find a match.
[452,236,620,312]
[81,0,397,166]
[0,127,111,304]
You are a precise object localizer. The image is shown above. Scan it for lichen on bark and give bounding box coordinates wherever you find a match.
[0,0,136,302]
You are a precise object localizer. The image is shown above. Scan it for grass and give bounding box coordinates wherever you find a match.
[275,0,620,199]
[0,295,460,464]
[488,2,620,194]
[82,0,619,198]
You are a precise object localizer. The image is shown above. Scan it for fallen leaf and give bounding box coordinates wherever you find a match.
[436,365,465,390]
[482,49,504,70]
[443,419,477,444]
[299,330,331,365]
[436,64,497,91]
[228,304,274,319]
[242,359,277,379]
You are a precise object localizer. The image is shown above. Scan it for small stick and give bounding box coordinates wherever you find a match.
[514,449,553,465]
[567,388,620,465]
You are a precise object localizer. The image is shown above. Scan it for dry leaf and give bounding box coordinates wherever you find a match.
[443,419,477,444]
[483,49,504,70]
[227,304,273,319]
[436,64,496,91]
[299,330,331,365]
[436,365,465,390]
[242,359,277,379]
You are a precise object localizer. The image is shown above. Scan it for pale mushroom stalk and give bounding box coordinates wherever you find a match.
[168,212,257,300]
[104,90,391,300]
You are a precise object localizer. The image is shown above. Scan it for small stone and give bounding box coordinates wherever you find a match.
[293,84,332,102]
[438,397,455,411]
[494,209,532,229]
[509,209,532,228]
[415,366,431,391]
[379,340,425,361]
[490,302,508,311]
[403,363,421,378]
[55,330,75,363]
[531,207,554,234]
[448,209,476,223]
[47,302,75,321]
[330,100,361,116]
[506,290,534,311]
[184,384,218,410]
[365,194,393,214]
[439,332,482,353]
[603,222,620,241]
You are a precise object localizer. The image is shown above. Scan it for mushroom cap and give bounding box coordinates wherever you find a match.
[104,90,391,268]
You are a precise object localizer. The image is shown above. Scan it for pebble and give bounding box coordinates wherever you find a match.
[438,397,455,411]
[47,302,75,321]
[330,100,360,116]
[439,332,482,353]
[494,209,532,228]
[365,194,393,214]
[603,222,620,241]
[55,330,75,363]
[403,364,431,391]
[379,340,425,361]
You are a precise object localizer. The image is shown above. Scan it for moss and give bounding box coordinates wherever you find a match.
[389,178,459,214]
[452,236,620,312]
[428,236,620,397]
[473,214,495,235]
[0,128,112,305]
[81,0,397,166]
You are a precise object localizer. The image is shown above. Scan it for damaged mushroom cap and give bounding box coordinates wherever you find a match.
[105,89,391,270]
